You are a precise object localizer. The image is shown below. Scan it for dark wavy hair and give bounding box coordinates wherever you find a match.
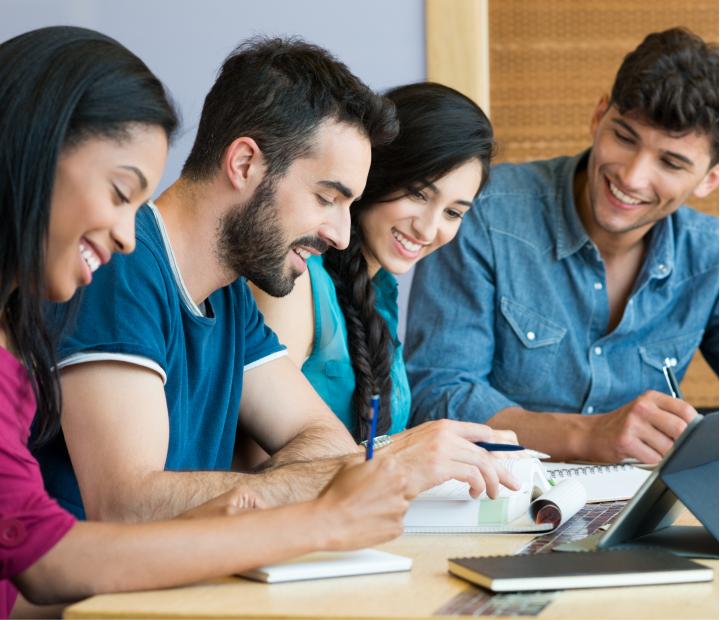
[611,27,718,166]
[182,36,398,181]
[324,82,495,441]
[0,26,178,444]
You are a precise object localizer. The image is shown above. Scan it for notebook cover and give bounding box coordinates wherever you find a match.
[448,549,711,592]
[238,549,412,583]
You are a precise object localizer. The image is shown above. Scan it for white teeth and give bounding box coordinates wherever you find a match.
[392,229,422,252]
[609,181,643,205]
[79,241,101,273]
[294,248,311,260]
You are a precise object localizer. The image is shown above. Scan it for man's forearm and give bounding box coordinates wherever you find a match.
[93,470,253,522]
[486,406,593,460]
[263,420,360,467]
[101,451,363,522]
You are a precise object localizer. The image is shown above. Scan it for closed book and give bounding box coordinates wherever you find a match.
[448,549,712,592]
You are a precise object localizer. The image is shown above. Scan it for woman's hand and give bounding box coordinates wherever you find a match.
[379,419,521,499]
[179,488,265,519]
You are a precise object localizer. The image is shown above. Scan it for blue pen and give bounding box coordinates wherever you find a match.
[476,441,527,452]
[366,394,380,460]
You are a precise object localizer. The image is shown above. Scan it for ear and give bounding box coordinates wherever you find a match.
[590,95,610,135]
[692,163,719,199]
[223,137,265,192]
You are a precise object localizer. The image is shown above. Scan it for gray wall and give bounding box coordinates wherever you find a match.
[1,0,425,335]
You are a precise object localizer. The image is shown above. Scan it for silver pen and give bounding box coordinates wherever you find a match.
[662,358,683,399]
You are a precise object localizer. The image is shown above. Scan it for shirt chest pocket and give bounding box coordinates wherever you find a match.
[638,331,703,391]
[492,296,567,395]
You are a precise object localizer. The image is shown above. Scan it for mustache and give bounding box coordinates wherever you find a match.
[291,236,329,254]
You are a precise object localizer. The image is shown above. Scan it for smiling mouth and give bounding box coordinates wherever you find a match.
[292,247,312,262]
[392,228,422,252]
[79,240,102,273]
[607,179,647,206]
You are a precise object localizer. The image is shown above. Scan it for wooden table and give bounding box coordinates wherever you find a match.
[64,516,718,619]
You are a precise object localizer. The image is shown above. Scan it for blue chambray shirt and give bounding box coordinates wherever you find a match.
[405,152,719,424]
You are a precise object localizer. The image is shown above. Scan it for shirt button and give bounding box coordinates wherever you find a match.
[0,519,27,548]
[594,282,603,290]
[594,346,603,356]
[658,263,668,272]
[526,331,536,341]
[587,406,594,414]
[665,357,678,367]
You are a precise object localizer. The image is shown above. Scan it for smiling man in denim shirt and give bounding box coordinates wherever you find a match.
[406,28,718,464]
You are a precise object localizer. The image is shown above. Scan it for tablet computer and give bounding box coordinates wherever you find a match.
[556,412,718,558]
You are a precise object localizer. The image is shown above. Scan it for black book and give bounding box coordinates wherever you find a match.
[448,549,712,592]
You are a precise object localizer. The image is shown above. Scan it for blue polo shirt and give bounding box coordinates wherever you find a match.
[35,203,286,518]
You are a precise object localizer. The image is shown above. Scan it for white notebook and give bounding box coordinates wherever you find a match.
[237,549,412,583]
[543,462,651,503]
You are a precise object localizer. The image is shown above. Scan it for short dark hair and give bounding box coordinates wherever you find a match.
[0,26,178,444]
[182,36,398,181]
[610,27,718,165]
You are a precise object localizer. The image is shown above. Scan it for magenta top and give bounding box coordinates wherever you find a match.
[0,346,75,618]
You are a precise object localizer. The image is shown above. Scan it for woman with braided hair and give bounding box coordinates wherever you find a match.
[250,82,519,486]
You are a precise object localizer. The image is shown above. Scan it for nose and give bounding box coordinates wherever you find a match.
[111,206,137,255]
[411,208,441,243]
[319,204,352,251]
[618,151,651,191]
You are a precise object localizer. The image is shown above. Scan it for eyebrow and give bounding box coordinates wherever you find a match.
[318,180,353,199]
[612,119,695,168]
[120,165,149,191]
[423,179,474,208]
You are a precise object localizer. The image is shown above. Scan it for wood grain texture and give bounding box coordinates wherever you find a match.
[64,517,717,619]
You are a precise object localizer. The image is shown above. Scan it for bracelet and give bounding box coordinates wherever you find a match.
[360,434,393,450]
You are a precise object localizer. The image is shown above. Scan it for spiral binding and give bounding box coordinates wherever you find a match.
[547,463,633,479]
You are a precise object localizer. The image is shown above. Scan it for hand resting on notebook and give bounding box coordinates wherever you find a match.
[380,419,520,499]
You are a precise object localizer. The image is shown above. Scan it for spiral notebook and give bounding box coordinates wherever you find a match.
[543,463,651,503]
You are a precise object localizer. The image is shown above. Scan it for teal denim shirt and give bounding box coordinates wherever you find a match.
[301,255,411,435]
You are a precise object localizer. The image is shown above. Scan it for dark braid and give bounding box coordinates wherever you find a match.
[325,82,495,440]
[324,227,393,442]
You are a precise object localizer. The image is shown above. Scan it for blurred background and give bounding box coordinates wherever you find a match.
[2,0,717,406]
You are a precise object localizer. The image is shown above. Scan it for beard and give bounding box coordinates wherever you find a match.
[217,175,328,297]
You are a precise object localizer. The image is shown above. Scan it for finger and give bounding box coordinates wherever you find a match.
[490,429,519,445]
[644,408,689,442]
[632,421,674,460]
[473,457,502,499]
[441,462,487,498]
[628,437,664,465]
[494,459,521,491]
[644,392,698,423]
[422,419,501,443]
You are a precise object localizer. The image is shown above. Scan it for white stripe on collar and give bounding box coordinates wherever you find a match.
[146,201,206,318]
